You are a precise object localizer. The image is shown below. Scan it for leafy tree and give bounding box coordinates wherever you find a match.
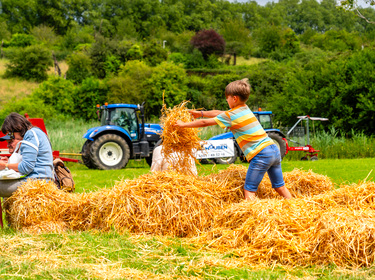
[59,26,95,51]
[4,45,52,82]
[73,77,108,120]
[116,18,139,40]
[142,41,168,66]
[144,62,188,118]
[310,29,362,51]
[184,48,207,69]
[107,60,153,105]
[0,20,11,41]
[30,25,59,47]
[6,34,36,48]
[66,52,93,84]
[190,29,226,60]
[32,76,76,116]
[0,0,36,33]
[89,35,114,79]
[255,25,282,56]
[126,44,143,61]
[220,19,252,64]
[160,30,196,53]
[104,54,122,76]
[202,73,242,110]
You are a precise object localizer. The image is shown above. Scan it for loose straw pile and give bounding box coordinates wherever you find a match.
[5,172,226,237]
[204,165,334,200]
[194,181,375,267]
[159,102,201,175]
[4,168,375,267]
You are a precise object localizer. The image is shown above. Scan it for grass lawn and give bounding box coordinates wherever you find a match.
[69,158,375,192]
[1,158,375,279]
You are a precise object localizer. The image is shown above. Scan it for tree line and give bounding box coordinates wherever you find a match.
[0,0,374,136]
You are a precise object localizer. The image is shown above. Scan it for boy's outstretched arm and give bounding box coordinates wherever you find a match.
[176,118,217,128]
[189,110,224,119]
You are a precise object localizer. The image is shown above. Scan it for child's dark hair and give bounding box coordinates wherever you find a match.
[225,78,251,102]
[2,112,33,137]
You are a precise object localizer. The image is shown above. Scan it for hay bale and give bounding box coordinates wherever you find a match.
[4,179,71,230]
[95,171,225,236]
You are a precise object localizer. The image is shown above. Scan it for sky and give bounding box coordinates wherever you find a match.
[227,0,373,8]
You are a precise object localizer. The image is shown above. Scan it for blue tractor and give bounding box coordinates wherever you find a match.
[81,103,162,170]
[208,110,287,164]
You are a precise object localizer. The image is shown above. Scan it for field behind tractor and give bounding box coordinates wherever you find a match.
[1,158,374,279]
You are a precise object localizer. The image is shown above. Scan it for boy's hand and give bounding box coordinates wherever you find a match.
[189,110,202,119]
[175,120,185,127]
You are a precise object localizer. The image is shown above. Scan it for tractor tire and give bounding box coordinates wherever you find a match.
[214,144,238,164]
[90,134,130,170]
[81,140,96,169]
[267,132,287,159]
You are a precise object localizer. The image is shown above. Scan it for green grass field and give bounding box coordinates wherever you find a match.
[69,158,374,192]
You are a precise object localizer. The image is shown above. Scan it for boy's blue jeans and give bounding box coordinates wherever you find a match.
[244,144,285,192]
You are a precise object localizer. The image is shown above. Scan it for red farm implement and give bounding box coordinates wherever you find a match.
[284,115,328,161]
[0,114,80,163]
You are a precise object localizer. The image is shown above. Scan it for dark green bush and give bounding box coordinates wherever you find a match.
[4,45,53,82]
[66,52,93,84]
[0,96,58,121]
[167,52,187,66]
[104,54,122,76]
[126,44,143,61]
[144,62,188,118]
[107,60,153,105]
[73,77,109,120]
[90,36,112,79]
[143,41,168,66]
[5,33,36,47]
[202,73,242,110]
[32,76,76,116]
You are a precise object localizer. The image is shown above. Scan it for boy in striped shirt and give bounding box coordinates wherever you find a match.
[175,78,292,200]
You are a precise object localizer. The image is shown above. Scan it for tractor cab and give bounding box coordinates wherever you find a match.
[254,110,273,130]
[99,104,140,140]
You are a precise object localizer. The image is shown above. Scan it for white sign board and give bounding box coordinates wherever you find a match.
[195,139,235,159]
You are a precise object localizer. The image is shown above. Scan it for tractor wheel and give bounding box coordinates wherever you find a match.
[267,132,287,159]
[310,156,318,161]
[214,145,238,164]
[90,134,130,170]
[81,140,96,169]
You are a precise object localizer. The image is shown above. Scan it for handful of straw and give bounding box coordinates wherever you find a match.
[159,101,201,175]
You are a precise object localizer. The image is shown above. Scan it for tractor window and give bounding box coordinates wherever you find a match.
[258,114,272,129]
[109,108,139,140]
[100,109,108,126]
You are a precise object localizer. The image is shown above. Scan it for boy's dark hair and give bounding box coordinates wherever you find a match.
[2,112,33,137]
[225,78,251,102]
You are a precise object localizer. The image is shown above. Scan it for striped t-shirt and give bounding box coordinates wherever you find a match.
[214,105,274,161]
